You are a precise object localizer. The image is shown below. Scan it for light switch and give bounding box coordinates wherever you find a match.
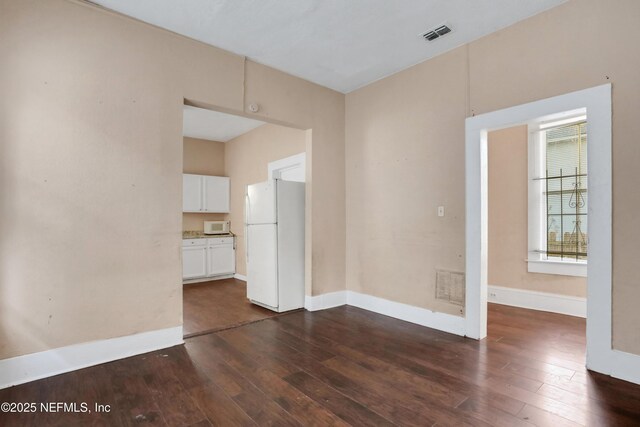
[437,206,445,217]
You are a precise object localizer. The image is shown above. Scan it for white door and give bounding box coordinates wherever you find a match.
[246,224,278,308]
[207,244,235,276]
[183,174,202,212]
[203,176,230,213]
[182,246,207,279]
[246,180,277,225]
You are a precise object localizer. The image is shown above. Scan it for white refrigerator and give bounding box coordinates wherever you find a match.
[245,179,305,312]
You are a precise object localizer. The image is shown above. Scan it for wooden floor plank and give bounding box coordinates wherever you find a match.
[188,384,255,427]
[294,308,531,414]
[183,279,278,337]
[189,334,351,427]
[236,327,449,426]
[517,403,583,427]
[186,335,302,426]
[456,397,534,427]
[283,371,397,427]
[269,318,469,408]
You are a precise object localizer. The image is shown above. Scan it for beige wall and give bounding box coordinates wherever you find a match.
[182,136,226,231]
[345,48,468,317]
[0,0,345,360]
[346,0,640,354]
[224,124,307,275]
[487,126,587,297]
[183,136,225,176]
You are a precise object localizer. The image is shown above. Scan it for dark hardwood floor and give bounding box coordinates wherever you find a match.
[2,304,640,426]
[183,278,278,338]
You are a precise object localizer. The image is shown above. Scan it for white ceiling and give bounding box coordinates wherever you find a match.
[94,0,566,93]
[183,106,265,142]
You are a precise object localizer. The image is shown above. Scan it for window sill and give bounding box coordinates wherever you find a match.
[527,259,587,277]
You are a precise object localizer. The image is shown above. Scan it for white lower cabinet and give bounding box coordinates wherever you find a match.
[207,241,235,276]
[182,244,207,279]
[182,237,234,280]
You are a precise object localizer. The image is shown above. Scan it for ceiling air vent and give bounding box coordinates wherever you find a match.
[422,24,452,42]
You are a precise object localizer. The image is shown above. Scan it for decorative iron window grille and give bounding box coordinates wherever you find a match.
[535,122,588,261]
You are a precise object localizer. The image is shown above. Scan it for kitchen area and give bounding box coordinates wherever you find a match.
[181,105,308,337]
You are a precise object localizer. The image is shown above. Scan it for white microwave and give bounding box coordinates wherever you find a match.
[204,220,230,235]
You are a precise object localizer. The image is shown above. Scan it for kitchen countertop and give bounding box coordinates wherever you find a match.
[182,231,234,239]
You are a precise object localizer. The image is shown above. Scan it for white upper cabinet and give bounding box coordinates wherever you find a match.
[183,174,203,212]
[183,174,230,213]
[203,176,230,213]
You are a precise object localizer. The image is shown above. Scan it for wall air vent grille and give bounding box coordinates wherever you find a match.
[435,269,465,306]
[422,24,452,42]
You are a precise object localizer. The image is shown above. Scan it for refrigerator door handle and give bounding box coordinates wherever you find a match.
[245,194,250,263]
[245,193,251,225]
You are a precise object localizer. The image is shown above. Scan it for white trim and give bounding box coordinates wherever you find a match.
[346,291,465,336]
[527,126,546,270]
[268,152,306,182]
[488,285,586,318]
[304,291,465,337]
[466,84,612,376]
[527,259,587,277]
[0,326,183,389]
[233,273,247,281]
[539,114,587,130]
[464,126,488,340]
[304,291,347,311]
[611,350,640,385]
[182,274,235,285]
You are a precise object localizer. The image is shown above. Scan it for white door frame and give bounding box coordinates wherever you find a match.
[268,152,306,182]
[464,84,612,374]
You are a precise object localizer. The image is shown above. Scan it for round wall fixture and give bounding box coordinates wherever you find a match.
[248,103,260,113]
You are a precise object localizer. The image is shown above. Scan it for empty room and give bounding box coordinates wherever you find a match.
[1,0,639,426]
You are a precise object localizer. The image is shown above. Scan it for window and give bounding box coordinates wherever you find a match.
[528,114,587,276]
[545,122,588,260]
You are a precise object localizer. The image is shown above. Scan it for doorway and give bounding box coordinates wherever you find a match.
[180,104,309,337]
[485,119,589,380]
[464,84,613,375]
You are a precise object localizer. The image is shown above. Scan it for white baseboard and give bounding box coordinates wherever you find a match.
[611,349,640,385]
[183,274,234,285]
[305,290,465,337]
[0,326,183,389]
[304,291,347,311]
[234,273,247,281]
[488,285,586,318]
[346,291,465,336]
